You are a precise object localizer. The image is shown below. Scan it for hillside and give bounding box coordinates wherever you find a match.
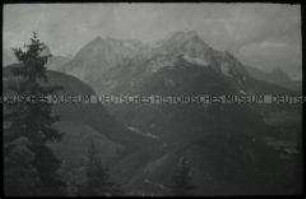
[3,65,156,195]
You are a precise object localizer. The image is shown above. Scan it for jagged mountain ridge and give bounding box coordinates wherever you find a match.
[59,31,257,94]
[60,36,151,87]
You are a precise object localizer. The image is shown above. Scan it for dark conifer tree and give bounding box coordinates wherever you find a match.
[4,32,65,196]
[78,140,123,196]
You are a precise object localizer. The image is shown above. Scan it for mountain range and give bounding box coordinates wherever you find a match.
[3,31,302,195]
[3,31,301,93]
[42,31,300,94]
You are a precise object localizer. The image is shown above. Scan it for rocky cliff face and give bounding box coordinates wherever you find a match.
[58,31,255,95]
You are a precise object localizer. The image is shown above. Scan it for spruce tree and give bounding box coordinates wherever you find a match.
[78,140,122,196]
[4,32,64,196]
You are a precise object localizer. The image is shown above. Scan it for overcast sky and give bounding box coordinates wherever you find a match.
[3,3,302,79]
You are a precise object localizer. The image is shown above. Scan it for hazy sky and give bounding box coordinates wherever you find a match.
[3,3,302,79]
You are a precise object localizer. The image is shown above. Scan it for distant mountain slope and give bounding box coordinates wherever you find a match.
[60,36,150,93]
[246,65,302,92]
[58,31,297,95]
[47,56,71,72]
